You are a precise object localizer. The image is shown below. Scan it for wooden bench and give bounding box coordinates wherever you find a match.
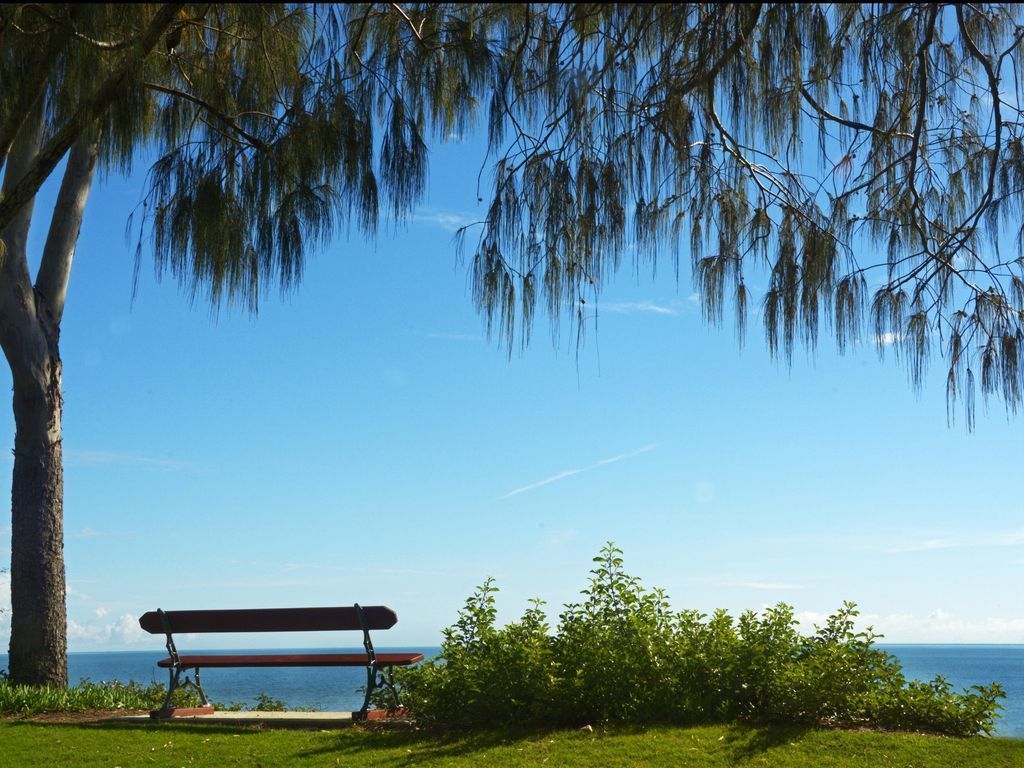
[138,605,423,718]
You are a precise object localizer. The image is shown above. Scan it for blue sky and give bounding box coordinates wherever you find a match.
[0,135,1021,652]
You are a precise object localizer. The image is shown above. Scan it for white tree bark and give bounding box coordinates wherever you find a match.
[36,137,100,323]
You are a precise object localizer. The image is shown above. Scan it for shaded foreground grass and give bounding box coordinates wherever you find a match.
[0,721,1021,768]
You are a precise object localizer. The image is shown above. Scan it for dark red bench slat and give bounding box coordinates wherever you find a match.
[157,652,424,668]
[138,606,397,634]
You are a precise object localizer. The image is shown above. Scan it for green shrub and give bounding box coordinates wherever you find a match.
[393,543,1004,736]
[396,578,556,726]
[554,545,682,723]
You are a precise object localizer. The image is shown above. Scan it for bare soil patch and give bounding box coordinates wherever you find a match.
[5,709,150,724]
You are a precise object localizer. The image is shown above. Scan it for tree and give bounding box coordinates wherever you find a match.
[0,3,397,685]
[2,3,1023,685]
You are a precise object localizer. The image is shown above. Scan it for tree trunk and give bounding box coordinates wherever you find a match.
[0,101,70,687]
[6,318,66,687]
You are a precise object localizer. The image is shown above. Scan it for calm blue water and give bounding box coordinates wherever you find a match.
[879,644,1024,738]
[1,644,1021,737]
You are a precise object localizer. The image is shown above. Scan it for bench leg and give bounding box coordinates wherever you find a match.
[358,661,378,718]
[158,667,182,714]
[381,665,402,710]
[188,667,213,707]
[153,666,213,717]
[358,663,403,719]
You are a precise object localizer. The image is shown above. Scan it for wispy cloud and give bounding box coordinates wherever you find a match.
[413,209,478,232]
[64,449,194,472]
[73,528,107,539]
[423,331,483,342]
[66,582,93,602]
[600,301,679,316]
[740,581,804,590]
[500,443,661,499]
[538,528,577,550]
[759,527,1024,557]
[885,527,1024,554]
[698,574,804,591]
[224,559,444,580]
[278,561,442,578]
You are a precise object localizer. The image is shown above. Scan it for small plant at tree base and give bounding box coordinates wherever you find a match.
[0,677,303,716]
[250,693,289,712]
[392,543,1004,736]
[0,678,203,716]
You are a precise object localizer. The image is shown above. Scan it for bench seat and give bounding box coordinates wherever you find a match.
[158,652,423,669]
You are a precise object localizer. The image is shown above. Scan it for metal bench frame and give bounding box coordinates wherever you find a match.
[153,604,406,717]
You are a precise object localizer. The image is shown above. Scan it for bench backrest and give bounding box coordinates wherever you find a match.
[138,606,397,635]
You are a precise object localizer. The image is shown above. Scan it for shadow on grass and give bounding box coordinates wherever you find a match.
[297,722,819,766]
[6,719,291,737]
[719,723,814,762]
[294,726,560,765]
[7,716,821,766]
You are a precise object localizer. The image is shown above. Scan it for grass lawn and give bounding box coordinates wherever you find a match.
[0,721,1021,768]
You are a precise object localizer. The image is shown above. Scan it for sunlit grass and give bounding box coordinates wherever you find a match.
[0,722,1021,768]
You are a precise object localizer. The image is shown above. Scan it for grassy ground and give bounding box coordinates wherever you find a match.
[0,721,1021,768]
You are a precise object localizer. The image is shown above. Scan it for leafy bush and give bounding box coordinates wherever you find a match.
[393,578,556,726]
[394,543,1004,736]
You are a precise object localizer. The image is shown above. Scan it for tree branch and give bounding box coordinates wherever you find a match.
[23,4,137,50]
[35,136,100,325]
[799,86,914,140]
[0,12,73,163]
[673,4,762,99]
[0,3,183,237]
[141,82,268,150]
[0,105,49,382]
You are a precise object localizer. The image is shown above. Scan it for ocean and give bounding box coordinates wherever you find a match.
[2,644,1022,737]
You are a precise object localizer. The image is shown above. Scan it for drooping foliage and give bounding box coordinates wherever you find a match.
[3,4,1024,424]
[347,4,1024,426]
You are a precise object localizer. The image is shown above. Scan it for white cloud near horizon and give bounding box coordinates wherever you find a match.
[66,612,148,647]
[796,608,1024,644]
[0,569,9,613]
[500,443,662,499]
